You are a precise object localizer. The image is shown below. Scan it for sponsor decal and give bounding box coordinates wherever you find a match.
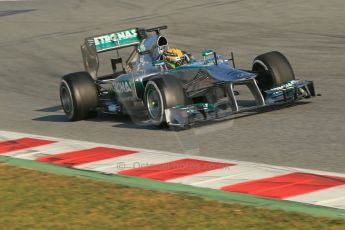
[93,29,139,51]
[113,81,132,94]
[226,70,253,79]
[266,80,299,97]
[269,80,298,91]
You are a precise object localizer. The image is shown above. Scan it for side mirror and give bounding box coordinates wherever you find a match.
[202,49,214,57]
[202,50,218,65]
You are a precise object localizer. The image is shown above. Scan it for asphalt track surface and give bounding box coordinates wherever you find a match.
[0,0,344,173]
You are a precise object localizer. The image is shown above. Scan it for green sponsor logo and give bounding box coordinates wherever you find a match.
[93,29,139,51]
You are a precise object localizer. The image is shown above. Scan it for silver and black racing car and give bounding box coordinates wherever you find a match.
[59,26,315,127]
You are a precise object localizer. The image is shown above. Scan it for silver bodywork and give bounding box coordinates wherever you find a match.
[80,27,315,127]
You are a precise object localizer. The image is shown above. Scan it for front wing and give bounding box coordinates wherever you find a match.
[165,80,315,127]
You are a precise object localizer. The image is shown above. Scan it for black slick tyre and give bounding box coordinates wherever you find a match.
[252,51,295,92]
[60,71,98,121]
[144,76,189,128]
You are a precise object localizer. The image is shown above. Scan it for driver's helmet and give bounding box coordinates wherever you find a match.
[162,48,185,69]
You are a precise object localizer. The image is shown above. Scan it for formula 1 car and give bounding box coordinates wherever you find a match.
[59,26,315,127]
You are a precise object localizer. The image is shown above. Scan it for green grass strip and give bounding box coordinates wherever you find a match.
[1,155,344,219]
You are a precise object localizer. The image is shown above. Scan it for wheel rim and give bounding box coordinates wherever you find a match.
[146,87,162,120]
[60,85,73,114]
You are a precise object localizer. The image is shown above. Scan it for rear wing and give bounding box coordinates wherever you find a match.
[81,28,147,79]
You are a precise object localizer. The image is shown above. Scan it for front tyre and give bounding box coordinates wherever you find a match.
[145,81,165,127]
[252,51,295,92]
[60,72,98,121]
[144,76,190,128]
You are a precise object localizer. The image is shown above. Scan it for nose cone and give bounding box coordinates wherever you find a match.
[207,63,256,82]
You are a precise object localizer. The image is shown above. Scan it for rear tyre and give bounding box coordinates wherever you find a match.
[60,71,98,121]
[144,76,189,128]
[252,51,295,92]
